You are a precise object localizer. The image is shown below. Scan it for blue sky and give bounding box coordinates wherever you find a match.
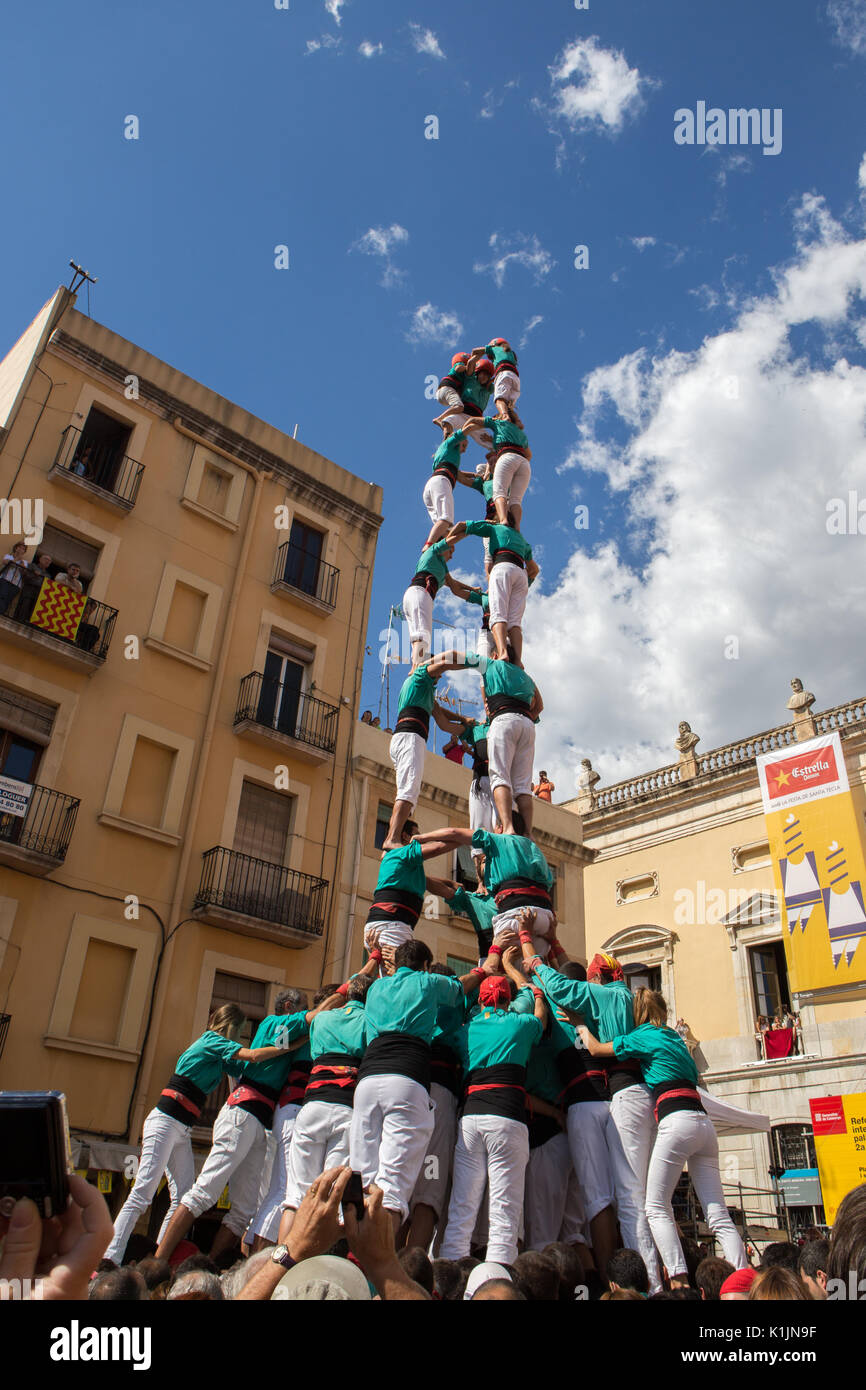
[3,0,866,791]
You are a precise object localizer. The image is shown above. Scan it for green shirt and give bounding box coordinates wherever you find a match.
[531,967,635,1042]
[526,1034,564,1105]
[374,839,427,901]
[363,967,464,1045]
[457,1006,542,1071]
[432,429,466,481]
[396,664,436,719]
[482,416,529,450]
[173,1031,243,1094]
[449,884,498,942]
[309,1000,367,1059]
[485,342,518,369]
[432,989,470,1055]
[412,540,450,585]
[471,829,553,895]
[461,372,492,413]
[464,521,533,564]
[470,475,495,504]
[611,1024,698,1088]
[479,657,537,709]
[466,588,490,618]
[243,1010,310,1089]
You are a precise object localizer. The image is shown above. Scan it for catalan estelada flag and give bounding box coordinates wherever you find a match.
[29,577,86,640]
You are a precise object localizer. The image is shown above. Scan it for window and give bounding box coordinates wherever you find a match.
[197,463,233,517]
[625,963,662,993]
[455,845,479,891]
[283,521,324,597]
[0,686,56,746]
[0,728,43,783]
[446,955,474,977]
[749,941,791,1019]
[119,738,176,829]
[72,406,133,494]
[162,583,206,655]
[146,564,224,668]
[257,637,313,739]
[38,524,100,591]
[232,781,294,865]
[69,939,135,1045]
[100,715,196,844]
[772,1123,817,1172]
[374,802,391,851]
[198,972,269,1129]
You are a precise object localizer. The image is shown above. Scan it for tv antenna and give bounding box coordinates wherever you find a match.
[68,262,98,314]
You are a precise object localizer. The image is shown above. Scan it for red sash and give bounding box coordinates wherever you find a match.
[227,1084,276,1116]
[160,1088,201,1119]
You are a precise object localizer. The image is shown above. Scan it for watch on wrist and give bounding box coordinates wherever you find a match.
[270,1243,299,1271]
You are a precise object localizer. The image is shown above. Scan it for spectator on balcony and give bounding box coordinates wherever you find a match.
[18,550,52,622]
[0,542,27,615]
[71,444,96,478]
[533,772,555,803]
[371,716,381,728]
[442,734,465,765]
[361,710,373,724]
[55,562,84,594]
[75,599,101,653]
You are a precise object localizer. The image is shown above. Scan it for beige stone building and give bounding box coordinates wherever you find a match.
[0,287,382,1211]
[567,685,866,1236]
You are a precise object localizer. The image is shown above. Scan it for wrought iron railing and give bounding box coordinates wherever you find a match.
[0,1014,10,1063]
[0,783,80,861]
[235,673,339,753]
[194,847,327,937]
[0,572,117,661]
[52,425,145,508]
[272,541,339,609]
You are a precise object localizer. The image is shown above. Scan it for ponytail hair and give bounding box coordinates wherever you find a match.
[633,988,668,1029]
[208,1003,245,1038]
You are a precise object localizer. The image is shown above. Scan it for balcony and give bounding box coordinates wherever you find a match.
[0,783,80,876]
[271,541,339,613]
[192,847,327,947]
[0,1013,9,1062]
[0,579,118,670]
[234,673,339,763]
[48,425,145,512]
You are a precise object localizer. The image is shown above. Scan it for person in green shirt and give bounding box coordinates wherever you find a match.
[432,353,495,447]
[366,814,470,968]
[386,653,469,847]
[447,514,540,663]
[467,339,522,426]
[401,539,474,669]
[422,428,481,548]
[425,874,499,961]
[465,410,532,529]
[579,987,748,1284]
[105,1004,287,1266]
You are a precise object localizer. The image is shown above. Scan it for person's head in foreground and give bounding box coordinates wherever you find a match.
[797,1238,830,1300]
[607,1248,649,1296]
[464,1263,525,1301]
[827,1182,866,1293]
[272,1255,372,1302]
[748,1267,809,1301]
[695,1257,734,1301]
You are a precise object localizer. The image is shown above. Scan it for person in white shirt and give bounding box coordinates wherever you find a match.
[55,562,84,593]
[0,543,27,615]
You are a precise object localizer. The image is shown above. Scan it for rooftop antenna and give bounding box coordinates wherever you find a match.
[292,424,299,439]
[68,261,98,315]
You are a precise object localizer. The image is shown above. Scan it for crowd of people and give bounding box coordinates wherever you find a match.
[0,544,99,650]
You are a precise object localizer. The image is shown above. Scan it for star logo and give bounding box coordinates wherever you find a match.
[774,770,791,789]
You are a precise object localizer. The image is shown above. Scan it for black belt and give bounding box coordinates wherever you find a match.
[409,572,439,598]
[463,1063,527,1124]
[652,1079,704,1123]
[303,1053,361,1108]
[493,362,519,378]
[492,443,529,463]
[489,550,525,570]
[557,1049,609,1106]
[608,1059,643,1097]
[365,887,424,930]
[359,1032,432,1091]
[156,1072,207,1125]
[487,697,533,721]
[430,1042,462,1100]
[432,468,457,486]
[394,704,431,739]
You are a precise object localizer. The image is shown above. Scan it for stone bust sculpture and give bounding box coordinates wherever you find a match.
[787,677,815,714]
[675,721,700,755]
[577,758,600,792]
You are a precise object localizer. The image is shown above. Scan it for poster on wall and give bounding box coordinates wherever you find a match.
[810,1093,866,1224]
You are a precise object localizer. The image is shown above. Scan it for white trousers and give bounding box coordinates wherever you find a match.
[105,1108,195,1264]
[488,562,528,630]
[410,1082,458,1220]
[493,370,520,406]
[488,712,535,797]
[436,384,462,411]
[251,1099,301,1242]
[610,1084,662,1292]
[434,397,492,448]
[565,1099,643,1243]
[560,1162,589,1245]
[390,730,425,806]
[422,474,454,525]
[492,452,531,507]
[401,585,433,648]
[645,1110,747,1276]
[492,905,554,960]
[284,1101,353,1209]
[181,1104,267,1238]
[440,1113,529,1265]
[469,774,497,846]
[349,1073,435,1221]
[524,1131,573,1251]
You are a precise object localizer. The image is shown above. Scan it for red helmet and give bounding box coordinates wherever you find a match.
[490,338,509,347]
[476,357,494,376]
[451,352,470,368]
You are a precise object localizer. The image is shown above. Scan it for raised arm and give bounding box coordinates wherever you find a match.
[455,470,478,488]
[444,522,468,545]
[444,575,474,602]
[413,825,474,850]
[577,1024,615,1058]
[426,650,474,681]
[425,875,459,900]
[432,701,467,735]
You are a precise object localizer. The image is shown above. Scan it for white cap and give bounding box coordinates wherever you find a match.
[463,1262,513,1300]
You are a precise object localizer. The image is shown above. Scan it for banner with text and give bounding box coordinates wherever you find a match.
[809,1092,866,1223]
[757,732,866,995]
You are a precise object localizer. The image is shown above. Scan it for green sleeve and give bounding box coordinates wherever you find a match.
[509,986,535,1016]
[464,520,492,539]
[612,1028,653,1061]
[449,885,470,914]
[531,962,592,1015]
[466,588,483,608]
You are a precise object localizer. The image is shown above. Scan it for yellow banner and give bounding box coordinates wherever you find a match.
[810,1093,866,1224]
[97,1169,113,1194]
[217,1184,231,1210]
[758,733,866,994]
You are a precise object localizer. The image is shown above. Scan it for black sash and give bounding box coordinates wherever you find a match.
[156,1072,207,1125]
[608,1058,644,1097]
[358,1032,431,1091]
[410,571,439,598]
[493,876,552,912]
[486,693,533,721]
[463,1062,527,1124]
[430,1042,462,1100]
[394,704,431,739]
[365,887,424,930]
[302,1052,361,1108]
[557,1048,609,1107]
[489,550,525,570]
[528,1111,561,1151]
[652,1078,704,1123]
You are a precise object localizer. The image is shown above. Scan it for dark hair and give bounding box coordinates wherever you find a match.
[559,961,587,982]
[472,1279,526,1301]
[402,819,419,841]
[346,974,371,1003]
[695,1256,734,1301]
[513,1251,561,1302]
[430,962,456,977]
[94,1258,118,1274]
[133,1256,172,1292]
[679,1236,702,1287]
[607,1248,649,1295]
[398,1247,434,1294]
[89,1268,147,1301]
[760,1241,801,1274]
[274,987,306,1015]
[827,1182,866,1287]
[313,985,338,1006]
[652,1288,702,1300]
[542,1242,586,1301]
[173,1253,219,1280]
[798,1238,830,1280]
[433,1258,468,1301]
[394,939,433,971]
[511,809,527,837]
[124,1234,156,1263]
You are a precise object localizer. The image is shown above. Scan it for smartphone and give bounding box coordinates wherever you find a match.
[0,1091,73,1218]
[341,1171,365,1221]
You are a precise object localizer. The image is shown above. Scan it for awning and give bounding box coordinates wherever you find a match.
[698,1088,771,1136]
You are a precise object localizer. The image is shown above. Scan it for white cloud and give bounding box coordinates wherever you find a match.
[359,40,384,58]
[409,23,445,59]
[630,236,657,252]
[474,232,556,288]
[828,0,866,55]
[519,315,544,349]
[546,36,650,135]
[325,0,347,25]
[480,78,520,119]
[407,303,464,346]
[306,33,341,55]
[859,152,866,192]
[351,224,409,288]
[525,178,866,796]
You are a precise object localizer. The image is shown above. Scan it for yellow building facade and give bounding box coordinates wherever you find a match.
[567,685,866,1235]
[0,288,382,1194]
